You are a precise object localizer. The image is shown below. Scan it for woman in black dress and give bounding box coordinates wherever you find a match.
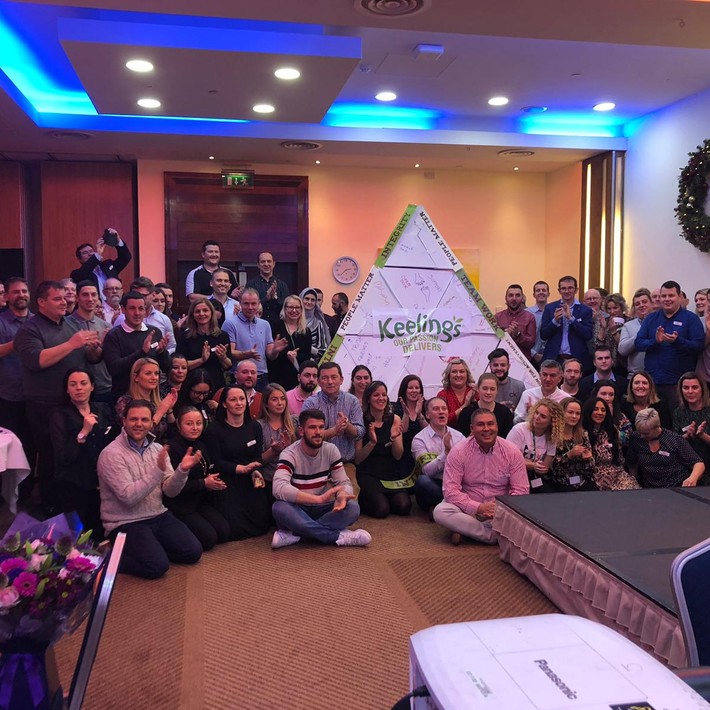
[166,406,230,550]
[393,374,427,480]
[50,368,116,540]
[355,380,410,518]
[267,294,312,390]
[178,297,232,390]
[204,385,271,539]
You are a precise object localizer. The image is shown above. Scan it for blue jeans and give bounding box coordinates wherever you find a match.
[414,476,443,512]
[272,500,360,544]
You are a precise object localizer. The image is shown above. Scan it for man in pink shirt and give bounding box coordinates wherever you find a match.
[285,360,318,416]
[433,409,529,544]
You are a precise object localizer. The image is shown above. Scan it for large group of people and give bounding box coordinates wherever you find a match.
[0,233,707,576]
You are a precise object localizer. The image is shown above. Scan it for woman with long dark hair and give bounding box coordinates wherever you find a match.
[672,371,710,478]
[166,406,230,550]
[348,364,372,410]
[257,383,299,489]
[50,368,116,540]
[582,397,639,490]
[178,297,232,390]
[204,385,271,539]
[176,368,216,425]
[393,374,427,478]
[355,380,409,518]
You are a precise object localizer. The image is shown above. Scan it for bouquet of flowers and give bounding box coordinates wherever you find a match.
[0,512,106,710]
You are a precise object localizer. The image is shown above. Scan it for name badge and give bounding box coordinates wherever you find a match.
[247,439,257,447]
[569,475,582,486]
[658,450,670,457]
[530,477,543,489]
[673,321,683,327]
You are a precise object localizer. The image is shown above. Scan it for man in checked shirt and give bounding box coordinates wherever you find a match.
[433,408,529,545]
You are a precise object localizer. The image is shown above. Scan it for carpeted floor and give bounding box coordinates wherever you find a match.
[53,511,557,709]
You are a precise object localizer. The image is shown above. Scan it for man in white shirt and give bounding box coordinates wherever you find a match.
[412,397,465,515]
[514,360,567,422]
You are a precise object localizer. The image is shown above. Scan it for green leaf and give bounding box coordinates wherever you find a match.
[77,529,92,546]
[34,578,48,599]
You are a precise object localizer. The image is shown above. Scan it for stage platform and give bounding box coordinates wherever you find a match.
[493,488,710,668]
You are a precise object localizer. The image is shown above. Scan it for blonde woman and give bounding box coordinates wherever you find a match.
[506,398,563,493]
[115,357,177,440]
[267,295,312,390]
[437,358,477,426]
[258,383,299,485]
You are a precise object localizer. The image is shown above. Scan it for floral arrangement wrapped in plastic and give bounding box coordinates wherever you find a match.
[0,512,106,710]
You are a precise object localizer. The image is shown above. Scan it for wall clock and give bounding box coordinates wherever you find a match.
[332,256,360,285]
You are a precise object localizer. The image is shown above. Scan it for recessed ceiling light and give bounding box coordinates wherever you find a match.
[414,163,420,168]
[208,156,215,160]
[126,59,153,73]
[315,160,321,164]
[375,91,397,102]
[275,67,300,80]
[488,96,509,107]
[253,103,275,114]
[137,98,161,109]
[513,167,519,171]
[593,102,615,112]
[520,105,547,114]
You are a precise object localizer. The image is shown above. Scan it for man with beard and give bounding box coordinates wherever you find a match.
[245,251,290,330]
[487,348,525,413]
[234,359,263,418]
[286,360,318,416]
[326,292,349,339]
[495,284,536,363]
[560,358,582,398]
[271,409,371,549]
[0,277,35,473]
[100,277,124,324]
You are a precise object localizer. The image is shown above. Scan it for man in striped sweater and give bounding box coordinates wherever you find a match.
[271,409,371,549]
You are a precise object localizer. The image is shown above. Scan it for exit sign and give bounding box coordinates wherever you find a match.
[221,171,254,189]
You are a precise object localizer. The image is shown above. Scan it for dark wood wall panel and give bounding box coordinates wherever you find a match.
[0,162,24,249]
[165,172,308,311]
[39,162,137,285]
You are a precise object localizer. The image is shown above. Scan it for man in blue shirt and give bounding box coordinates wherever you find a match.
[635,280,704,410]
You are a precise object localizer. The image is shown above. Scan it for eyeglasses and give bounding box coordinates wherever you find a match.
[191,390,210,398]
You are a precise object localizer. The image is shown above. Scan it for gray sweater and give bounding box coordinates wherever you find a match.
[97,429,188,533]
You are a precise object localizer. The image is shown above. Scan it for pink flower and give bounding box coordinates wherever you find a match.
[0,585,20,610]
[66,548,80,560]
[27,553,48,571]
[66,556,96,574]
[0,558,27,575]
[13,571,38,597]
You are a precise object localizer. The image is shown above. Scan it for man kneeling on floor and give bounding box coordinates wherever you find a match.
[97,399,203,579]
[272,408,371,548]
[433,409,529,545]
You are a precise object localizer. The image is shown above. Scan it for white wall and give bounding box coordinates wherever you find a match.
[625,88,710,298]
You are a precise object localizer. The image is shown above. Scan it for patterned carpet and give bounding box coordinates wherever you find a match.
[53,512,557,709]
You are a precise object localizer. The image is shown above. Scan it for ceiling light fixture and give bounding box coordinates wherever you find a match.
[414,163,420,168]
[315,160,321,164]
[253,104,275,114]
[593,102,616,112]
[514,167,519,171]
[137,98,160,109]
[488,96,509,107]
[208,156,215,160]
[520,105,547,114]
[274,67,300,80]
[126,59,153,73]
[375,91,397,102]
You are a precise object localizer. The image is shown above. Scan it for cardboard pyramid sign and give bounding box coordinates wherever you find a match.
[322,204,540,398]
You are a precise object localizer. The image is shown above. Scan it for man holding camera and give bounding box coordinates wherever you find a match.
[71,228,132,295]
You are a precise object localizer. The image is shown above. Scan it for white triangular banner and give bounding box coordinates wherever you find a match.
[323,205,540,398]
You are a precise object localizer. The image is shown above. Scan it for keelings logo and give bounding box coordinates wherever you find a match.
[378,314,463,343]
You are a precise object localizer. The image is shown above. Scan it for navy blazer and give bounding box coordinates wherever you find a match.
[540,300,594,371]
[70,242,132,289]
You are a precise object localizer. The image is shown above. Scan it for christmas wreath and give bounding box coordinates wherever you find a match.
[676,139,710,252]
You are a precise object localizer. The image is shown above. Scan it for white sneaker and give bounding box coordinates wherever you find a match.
[272,529,301,549]
[336,529,372,547]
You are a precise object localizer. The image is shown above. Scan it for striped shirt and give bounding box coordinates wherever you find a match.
[273,440,352,503]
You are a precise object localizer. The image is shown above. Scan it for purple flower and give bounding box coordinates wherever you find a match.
[13,571,38,597]
[0,558,28,576]
[66,556,96,574]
